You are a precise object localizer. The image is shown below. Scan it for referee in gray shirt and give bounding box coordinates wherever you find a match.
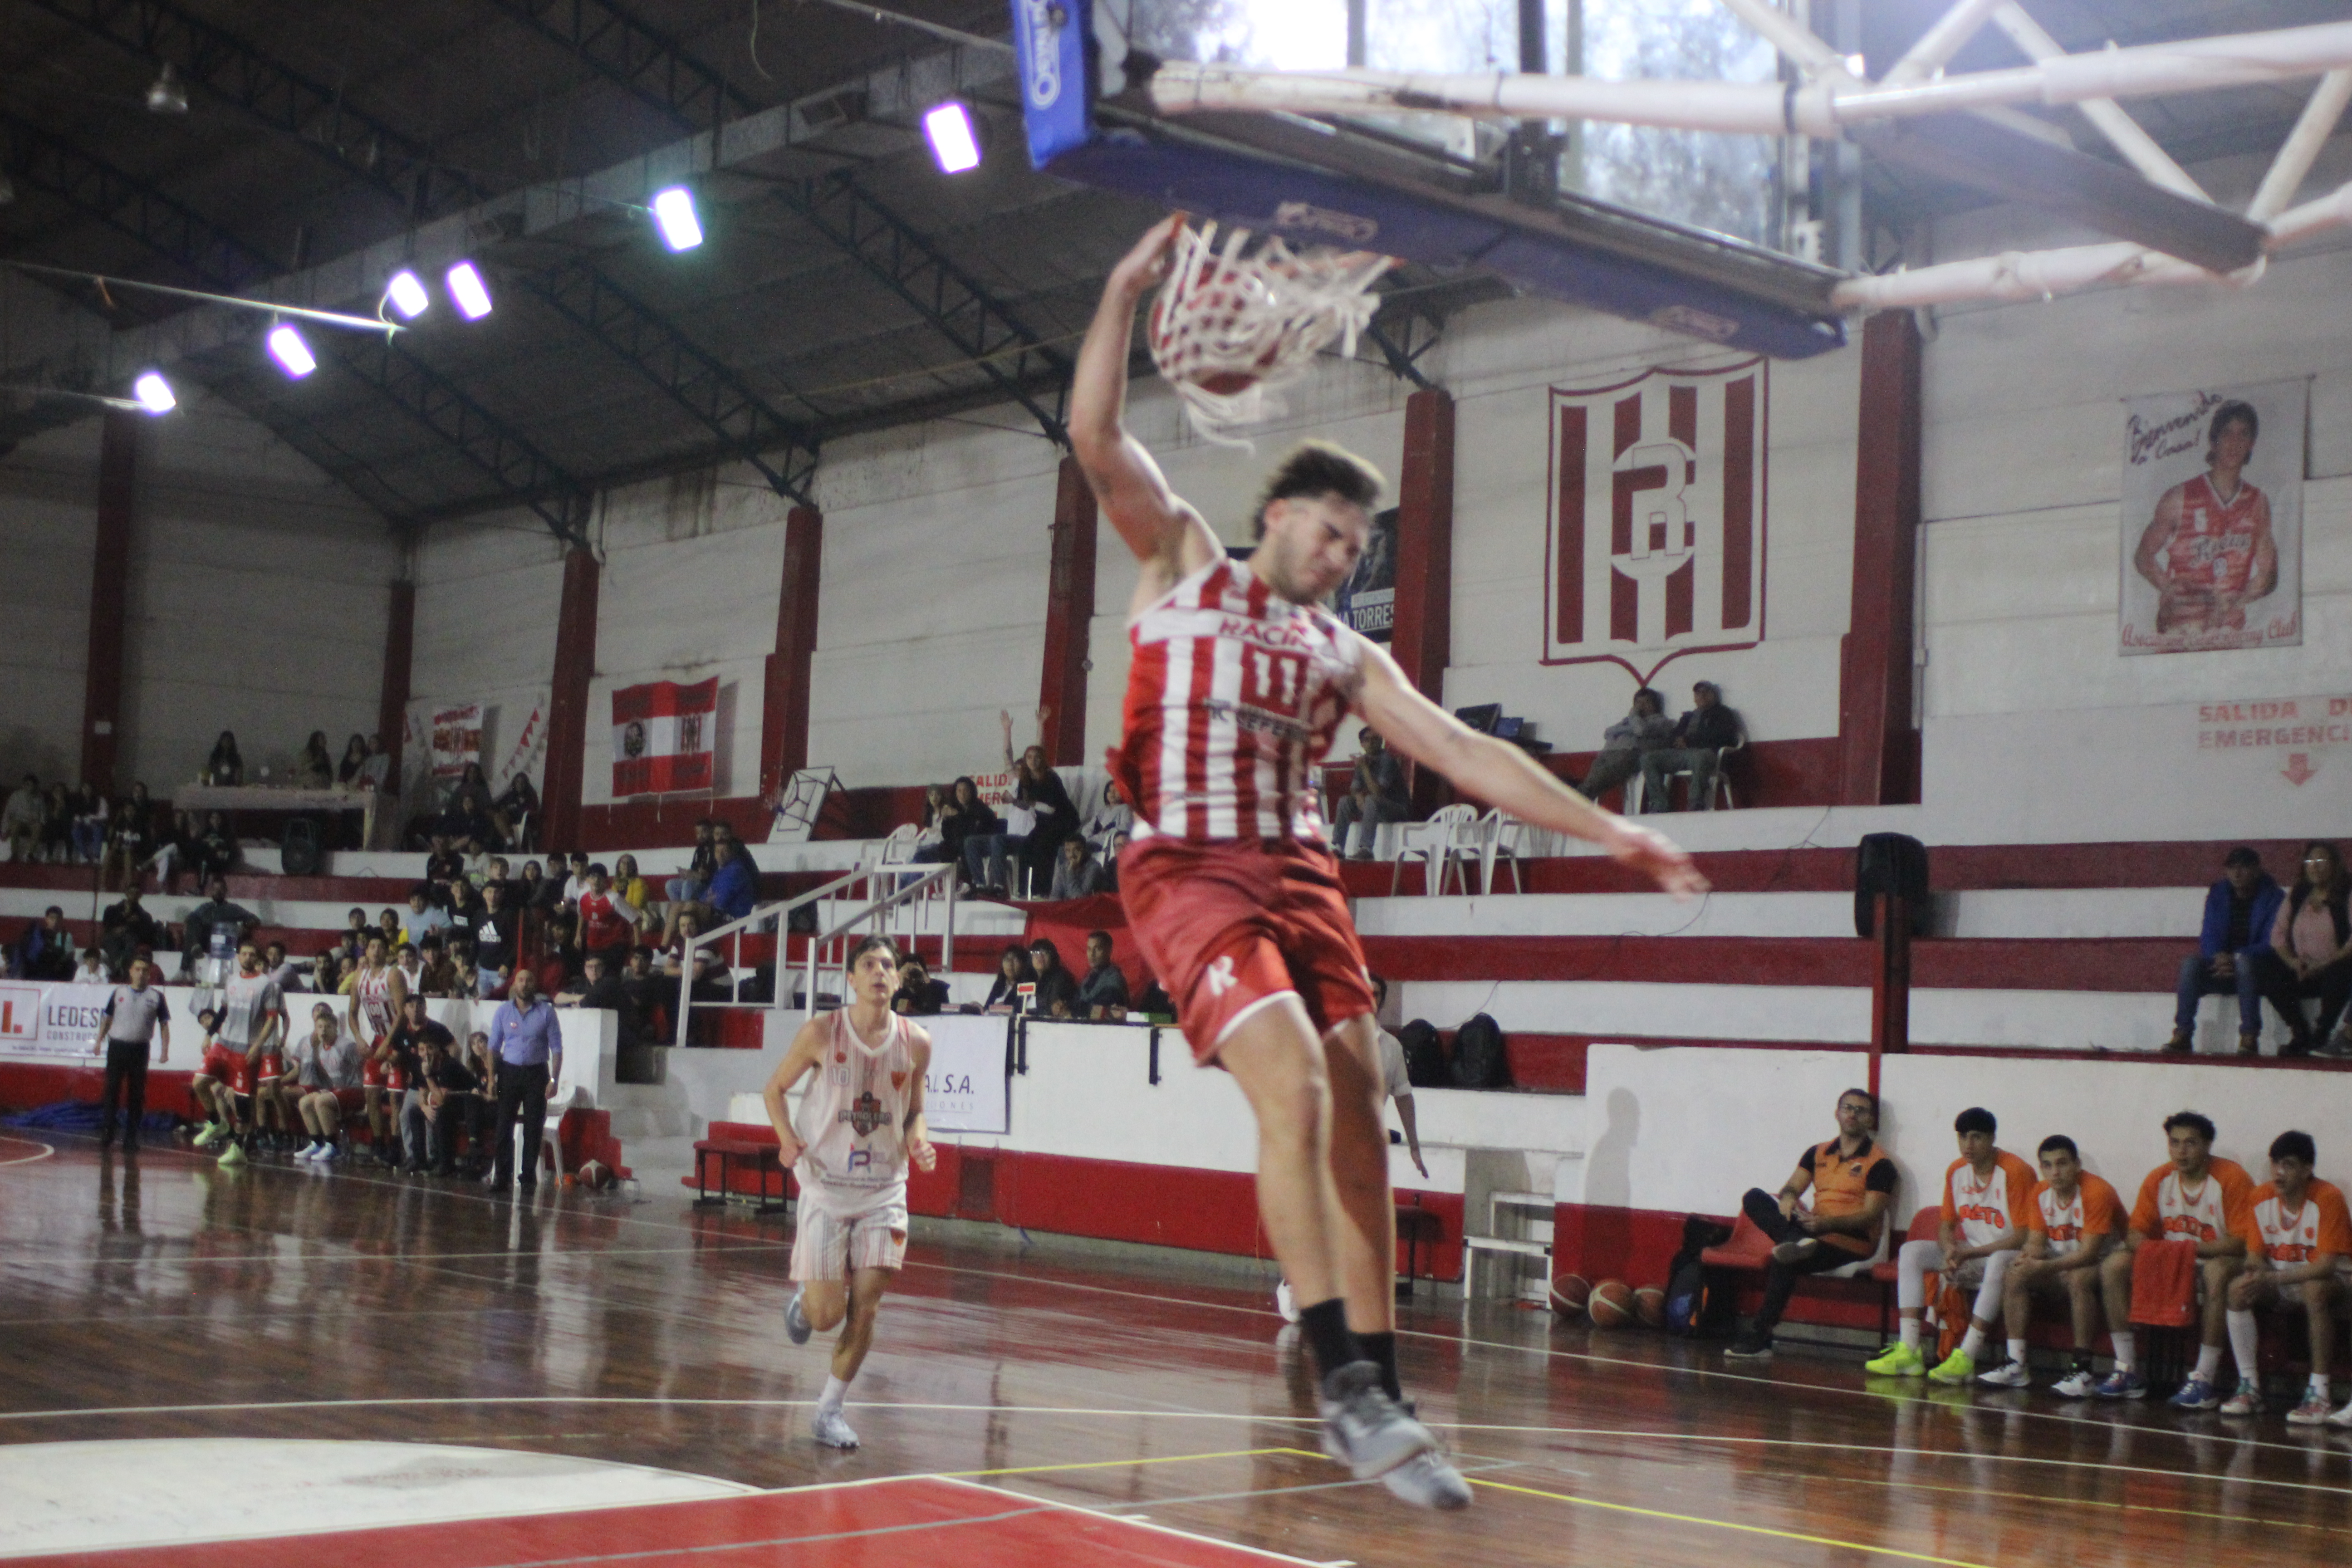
[90,956,170,1151]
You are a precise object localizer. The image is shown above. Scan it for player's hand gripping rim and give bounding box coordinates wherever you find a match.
[1108,212,1188,299]
[1604,821,1708,901]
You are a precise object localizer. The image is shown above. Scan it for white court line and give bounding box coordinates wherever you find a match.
[927,1472,1333,1566]
[0,1137,55,1167]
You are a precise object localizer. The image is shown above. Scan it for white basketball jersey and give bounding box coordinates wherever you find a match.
[796,1008,916,1200]
[355,965,397,1041]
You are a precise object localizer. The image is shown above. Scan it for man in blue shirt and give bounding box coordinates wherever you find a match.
[661,836,757,946]
[2165,847,2283,1056]
[485,967,564,1195]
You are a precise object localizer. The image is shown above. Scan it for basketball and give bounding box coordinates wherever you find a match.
[1550,1272,1592,1316]
[1634,1285,1667,1329]
[1588,1279,1636,1329]
[1196,370,1260,396]
[578,1160,612,1191]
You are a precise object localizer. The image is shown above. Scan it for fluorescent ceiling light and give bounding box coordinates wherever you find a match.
[651,186,704,251]
[385,269,431,318]
[923,101,982,174]
[446,260,493,320]
[132,371,176,414]
[267,323,317,378]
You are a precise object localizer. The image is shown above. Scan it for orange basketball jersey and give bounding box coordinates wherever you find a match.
[2240,1179,2352,1269]
[1940,1151,2038,1248]
[2027,1172,2122,1257]
[2130,1157,2255,1246]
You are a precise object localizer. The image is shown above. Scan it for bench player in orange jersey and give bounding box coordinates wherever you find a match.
[2097,1110,2254,1404]
[1867,1107,2034,1384]
[2220,1131,2352,1424]
[1982,1135,2122,1395]
[1071,216,1705,1510]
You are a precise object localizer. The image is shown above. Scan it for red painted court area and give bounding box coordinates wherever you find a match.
[11,1475,1320,1568]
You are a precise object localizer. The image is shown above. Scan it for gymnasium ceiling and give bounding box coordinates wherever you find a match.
[0,0,2340,539]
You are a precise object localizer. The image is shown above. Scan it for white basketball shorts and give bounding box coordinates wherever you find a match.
[790,1181,910,1282]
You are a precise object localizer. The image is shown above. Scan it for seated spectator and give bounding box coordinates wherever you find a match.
[905,784,952,865]
[446,876,486,948]
[1865,1107,2034,1383]
[469,881,523,997]
[331,907,370,966]
[2220,1130,2352,1423]
[1102,830,1129,892]
[998,715,1079,896]
[1025,937,1079,1019]
[1075,930,1131,1020]
[661,838,754,946]
[201,730,244,786]
[891,957,951,1016]
[1725,1088,1896,1360]
[444,763,502,850]
[662,910,729,1003]
[261,941,304,991]
[194,811,237,882]
[70,783,109,865]
[392,941,426,1001]
[1081,780,1134,856]
[287,1001,364,1162]
[982,944,1033,1013]
[1991,1135,2122,1396]
[494,770,539,848]
[2168,846,2283,1055]
[376,907,403,950]
[516,859,561,913]
[99,887,169,977]
[146,809,200,892]
[2095,1110,2254,1405]
[576,863,642,972]
[451,948,483,1002]
[2,774,41,862]
[72,946,107,985]
[1330,726,1410,861]
[101,797,153,892]
[963,788,1032,899]
[535,910,585,997]
[934,778,1000,888]
[1049,837,1107,902]
[560,850,593,909]
[1576,688,1674,804]
[621,946,665,1039]
[611,854,655,937]
[401,886,452,947]
[561,953,643,1044]
[415,938,460,999]
[1640,680,1744,811]
[312,951,344,995]
[2246,841,2352,1057]
[292,731,334,790]
[412,1029,483,1178]
[423,836,467,902]
[39,784,71,863]
[181,878,259,985]
[336,733,371,787]
[664,820,720,909]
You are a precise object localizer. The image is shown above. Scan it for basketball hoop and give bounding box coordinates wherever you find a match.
[1147,222,1394,441]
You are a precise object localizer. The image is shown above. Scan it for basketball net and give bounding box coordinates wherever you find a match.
[1147,222,1394,441]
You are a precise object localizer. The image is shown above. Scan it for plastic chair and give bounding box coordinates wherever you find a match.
[525,1082,587,1183]
[1391,804,1480,897]
[1478,810,1535,895]
[1871,1207,1942,1339]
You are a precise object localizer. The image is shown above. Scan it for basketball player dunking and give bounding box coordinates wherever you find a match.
[764,934,936,1450]
[1073,218,1706,1509]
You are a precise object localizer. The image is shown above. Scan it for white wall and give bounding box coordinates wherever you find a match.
[409,508,566,803]
[0,426,97,784]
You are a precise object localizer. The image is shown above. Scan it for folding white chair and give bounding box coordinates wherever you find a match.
[523,1082,586,1184]
[1391,804,1480,897]
[1478,810,1535,895]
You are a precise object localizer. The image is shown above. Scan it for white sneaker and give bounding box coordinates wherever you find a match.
[1977,1361,2031,1388]
[318,1142,341,1162]
[294,1141,323,1162]
[1275,1279,1299,1324]
[1381,1449,1472,1509]
[2328,1400,2352,1429]
[812,1405,859,1449]
[2051,1369,2099,1399]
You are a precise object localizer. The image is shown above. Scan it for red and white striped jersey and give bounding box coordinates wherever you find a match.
[1117,556,1368,843]
[2159,473,2266,597]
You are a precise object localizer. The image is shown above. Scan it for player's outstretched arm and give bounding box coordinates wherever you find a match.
[1353,643,1706,898]
[1069,217,1220,582]
[761,1020,826,1165]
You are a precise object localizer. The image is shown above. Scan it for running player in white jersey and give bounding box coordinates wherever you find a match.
[1868,1107,2034,1384]
[763,934,936,1450]
[1073,218,1703,1509]
[1984,1135,2122,1395]
[2220,1131,2352,1424]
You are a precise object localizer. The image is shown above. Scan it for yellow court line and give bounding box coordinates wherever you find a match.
[946,1447,1295,1479]
[1468,1475,1999,1568]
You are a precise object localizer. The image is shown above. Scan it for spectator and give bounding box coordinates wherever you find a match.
[443,762,500,850]
[906,784,953,866]
[72,946,107,986]
[88,955,170,1150]
[716,825,757,880]
[559,954,637,1041]
[999,714,1079,895]
[1577,688,1675,804]
[1075,930,1131,1019]
[446,877,486,950]
[332,907,370,967]
[415,938,461,1000]
[1640,680,1744,811]
[1330,726,1410,861]
[470,881,523,996]
[933,778,999,887]
[517,859,560,913]
[664,820,720,909]
[1366,976,1428,1178]
[1050,837,1107,902]
[2220,1130,2352,1423]
[413,1029,484,1179]
[891,957,951,1016]
[494,770,539,849]
[39,784,71,863]
[355,734,393,795]
[2094,1110,2254,1405]
[70,783,109,864]
[662,838,754,946]
[1865,1107,2035,1383]
[145,810,199,892]
[1025,937,1079,1019]
[621,946,664,1040]
[611,854,654,936]
[99,887,168,978]
[451,947,483,1003]
[1988,1134,2122,1396]
[1081,779,1134,856]
[1725,1088,1897,1360]
[559,850,593,909]
[336,733,371,786]
[486,967,563,1195]
[534,911,584,997]
[180,878,258,985]
[202,730,244,787]
[2247,841,2352,1057]
[423,835,466,900]
[662,910,727,1004]
[381,995,451,1171]
[2166,847,2284,1055]
[1102,829,1129,892]
[2,774,41,862]
[392,941,425,1000]
[576,863,642,973]
[101,797,152,892]
[311,952,343,995]
[375,907,403,949]
[401,886,451,947]
[292,731,334,789]
[261,940,304,991]
[982,944,1033,1012]
[194,811,237,882]
[285,1002,362,1161]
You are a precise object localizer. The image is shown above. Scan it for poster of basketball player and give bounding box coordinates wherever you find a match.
[2120,378,2304,655]
[1333,505,1398,643]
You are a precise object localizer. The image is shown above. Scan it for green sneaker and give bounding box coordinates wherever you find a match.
[191,1122,221,1149]
[216,1140,246,1168]
[1927,1348,1977,1385]
[1866,1341,1927,1377]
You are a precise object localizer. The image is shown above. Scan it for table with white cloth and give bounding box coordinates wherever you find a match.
[175,785,395,852]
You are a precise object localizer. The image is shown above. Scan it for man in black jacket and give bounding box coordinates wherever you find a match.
[1641,681,1744,811]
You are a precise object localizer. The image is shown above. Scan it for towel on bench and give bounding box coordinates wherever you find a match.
[2129,1238,2200,1329]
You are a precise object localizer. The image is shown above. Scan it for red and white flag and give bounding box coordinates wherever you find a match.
[611,678,717,796]
[429,704,483,780]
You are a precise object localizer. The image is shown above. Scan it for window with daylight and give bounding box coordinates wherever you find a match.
[1578,0,1782,248]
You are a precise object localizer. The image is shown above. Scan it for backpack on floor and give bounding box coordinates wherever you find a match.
[1450,1013,1510,1089]
[1399,1019,1448,1088]
[1666,1214,1736,1338]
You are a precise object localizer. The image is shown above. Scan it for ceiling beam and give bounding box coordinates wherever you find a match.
[486,0,750,135]
[20,0,487,219]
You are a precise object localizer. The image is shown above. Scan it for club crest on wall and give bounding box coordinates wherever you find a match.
[1544,359,1767,677]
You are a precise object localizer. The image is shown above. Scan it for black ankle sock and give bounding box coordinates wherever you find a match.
[1298,1298,1361,1382]
[2072,1350,2096,1372]
[1358,1332,1402,1401]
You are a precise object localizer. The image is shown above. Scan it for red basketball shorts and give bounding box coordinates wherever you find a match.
[199,1046,235,1083]
[1119,836,1376,1064]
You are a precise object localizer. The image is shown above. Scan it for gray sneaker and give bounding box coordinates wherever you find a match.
[811,1404,859,1449]
[1378,1402,1473,1509]
[785,1289,812,1345]
[1318,1362,1435,1480]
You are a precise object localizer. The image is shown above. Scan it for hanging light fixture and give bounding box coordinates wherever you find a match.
[267,323,317,378]
[650,186,704,251]
[923,101,982,174]
[146,62,189,115]
[131,371,176,414]
[384,269,431,319]
[445,260,493,320]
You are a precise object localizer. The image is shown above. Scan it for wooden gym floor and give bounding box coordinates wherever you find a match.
[3,1132,2349,1566]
